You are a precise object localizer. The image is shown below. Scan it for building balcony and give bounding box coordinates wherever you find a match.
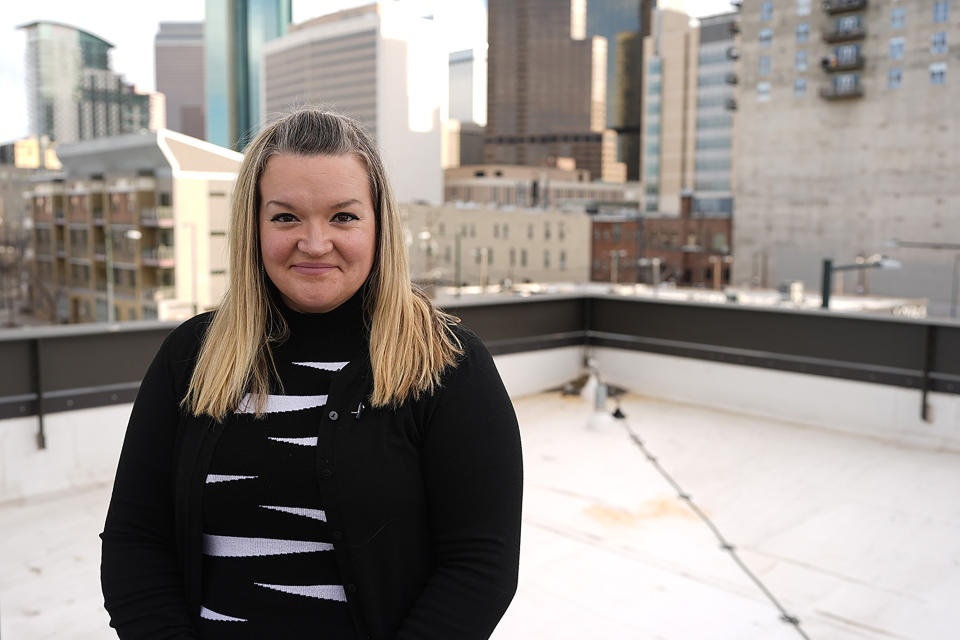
[140,206,174,227]
[724,98,738,111]
[143,285,176,301]
[142,245,175,267]
[820,78,864,99]
[54,210,65,224]
[822,53,865,71]
[822,0,867,14]
[724,72,738,85]
[822,26,866,43]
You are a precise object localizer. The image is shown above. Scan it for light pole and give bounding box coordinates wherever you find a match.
[609,249,627,285]
[885,239,960,318]
[820,255,901,309]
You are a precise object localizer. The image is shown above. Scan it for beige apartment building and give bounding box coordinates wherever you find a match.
[402,203,591,286]
[731,0,960,315]
[444,164,642,209]
[28,130,241,323]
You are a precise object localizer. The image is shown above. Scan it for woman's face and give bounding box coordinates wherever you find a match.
[258,153,377,314]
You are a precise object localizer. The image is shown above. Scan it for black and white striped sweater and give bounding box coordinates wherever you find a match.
[199,293,364,638]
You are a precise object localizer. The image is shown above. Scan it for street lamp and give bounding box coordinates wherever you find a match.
[885,239,960,318]
[820,255,901,309]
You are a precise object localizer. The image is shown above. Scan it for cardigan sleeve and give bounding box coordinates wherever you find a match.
[395,328,523,640]
[100,320,203,639]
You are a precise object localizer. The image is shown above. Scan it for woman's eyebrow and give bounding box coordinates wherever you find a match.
[330,199,362,210]
[264,199,297,210]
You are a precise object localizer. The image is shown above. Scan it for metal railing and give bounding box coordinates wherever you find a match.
[2,295,957,432]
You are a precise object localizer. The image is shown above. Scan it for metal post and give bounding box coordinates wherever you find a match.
[455,233,461,297]
[106,228,115,323]
[951,254,960,318]
[820,258,833,309]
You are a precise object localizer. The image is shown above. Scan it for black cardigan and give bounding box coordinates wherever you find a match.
[100,312,523,639]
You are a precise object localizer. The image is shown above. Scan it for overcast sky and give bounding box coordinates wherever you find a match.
[0,0,734,142]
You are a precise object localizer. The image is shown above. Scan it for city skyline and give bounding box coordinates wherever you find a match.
[0,0,732,143]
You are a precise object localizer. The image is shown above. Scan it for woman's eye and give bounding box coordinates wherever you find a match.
[332,212,359,223]
[270,213,298,223]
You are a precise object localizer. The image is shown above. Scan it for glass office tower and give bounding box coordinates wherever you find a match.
[204,0,292,150]
[586,0,652,181]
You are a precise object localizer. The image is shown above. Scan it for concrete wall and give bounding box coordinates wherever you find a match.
[5,343,958,503]
[0,405,129,503]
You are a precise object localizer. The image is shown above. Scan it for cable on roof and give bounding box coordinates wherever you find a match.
[613,399,812,640]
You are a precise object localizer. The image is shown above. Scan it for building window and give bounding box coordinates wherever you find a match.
[510,248,516,266]
[521,248,528,267]
[558,222,565,240]
[493,223,500,238]
[794,77,807,96]
[934,1,949,23]
[796,0,811,15]
[891,7,906,29]
[932,31,948,54]
[795,50,808,71]
[560,251,567,271]
[544,222,551,240]
[930,62,947,84]
[889,37,905,60]
[837,14,862,34]
[796,23,809,43]
[836,43,860,65]
[757,82,772,102]
[544,250,550,268]
[503,224,509,239]
[527,224,533,239]
[888,67,903,89]
[759,56,771,75]
[759,29,773,47]
[761,1,773,20]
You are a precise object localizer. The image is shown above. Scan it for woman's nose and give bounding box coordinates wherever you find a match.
[297,224,333,255]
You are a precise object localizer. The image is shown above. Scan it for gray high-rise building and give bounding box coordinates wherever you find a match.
[485,0,626,182]
[731,0,960,315]
[204,0,292,150]
[18,21,154,144]
[155,22,206,140]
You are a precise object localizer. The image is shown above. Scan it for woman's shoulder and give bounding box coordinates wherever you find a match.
[157,310,217,366]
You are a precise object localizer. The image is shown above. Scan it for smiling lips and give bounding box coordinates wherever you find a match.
[291,263,339,275]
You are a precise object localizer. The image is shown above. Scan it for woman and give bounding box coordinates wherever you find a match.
[101,110,523,639]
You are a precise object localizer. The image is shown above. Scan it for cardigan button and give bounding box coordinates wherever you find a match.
[328,410,339,421]
[319,468,333,480]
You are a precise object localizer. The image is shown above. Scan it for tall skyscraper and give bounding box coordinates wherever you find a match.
[155,22,206,140]
[204,0,292,150]
[261,3,447,204]
[586,0,653,180]
[18,21,155,144]
[485,0,626,182]
[730,0,960,315]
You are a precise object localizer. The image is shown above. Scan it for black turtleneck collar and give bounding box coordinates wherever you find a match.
[271,286,369,351]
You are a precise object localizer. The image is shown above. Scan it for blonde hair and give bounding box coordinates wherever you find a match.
[184,110,462,420]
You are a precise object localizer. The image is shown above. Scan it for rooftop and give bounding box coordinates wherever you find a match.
[2,389,957,638]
